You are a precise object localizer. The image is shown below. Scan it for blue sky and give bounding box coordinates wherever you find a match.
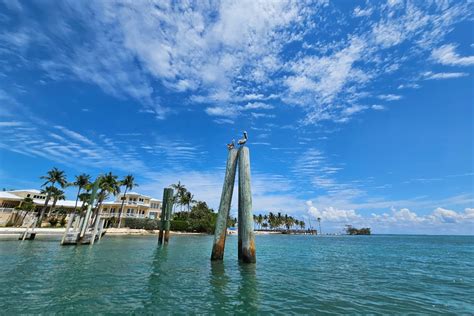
[0,0,473,234]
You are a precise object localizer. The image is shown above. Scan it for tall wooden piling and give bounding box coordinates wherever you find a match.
[158,188,173,246]
[211,148,239,261]
[238,146,256,263]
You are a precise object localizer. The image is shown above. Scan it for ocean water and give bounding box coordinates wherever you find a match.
[0,234,473,314]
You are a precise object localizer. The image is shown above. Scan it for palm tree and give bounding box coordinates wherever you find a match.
[257,214,263,230]
[118,174,138,228]
[37,168,67,227]
[317,217,322,235]
[171,181,186,211]
[299,220,305,230]
[47,187,65,216]
[277,212,283,230]
[181,191,195,211]
[93,173,121,224]
[72,173,90,216]
[37,186,56,226]
[268,212,276,230]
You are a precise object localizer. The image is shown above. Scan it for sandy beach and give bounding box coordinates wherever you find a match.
[0,227,283,237]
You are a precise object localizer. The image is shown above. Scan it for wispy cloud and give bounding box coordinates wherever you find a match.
[431,44,474,66]
[378,94,402,101]
[1,1,471,125]
[423,71,469,80]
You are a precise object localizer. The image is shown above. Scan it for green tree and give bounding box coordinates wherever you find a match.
[78,191,91,213]
[47,187,66,216]
[277,212,283,229]
[299,220,305,230]
[268,212,276,230]
[72,173,90,216]
[37,168,67,227]
[171,201,217,233]
[118,174,138,228]
[171,181,186,211]
[92,172,120,225]
[257,214,263,230]
[181,191,195,211]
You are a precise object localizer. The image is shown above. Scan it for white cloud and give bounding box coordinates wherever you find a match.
[238,102,274,111]
[342,104,368,116]
[397,83,420,89]
[423,71,469,80]
[431,44,474,66]
[204,106,239,117]
[213,118,234,125]
[306,201,360,222]
[353,6,373,17]
[251,113,275,119]
[371,104,385,110]
[0,121,23,127]
[378,94,402,101]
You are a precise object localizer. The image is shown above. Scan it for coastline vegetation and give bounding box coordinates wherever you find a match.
[345,225,371,235]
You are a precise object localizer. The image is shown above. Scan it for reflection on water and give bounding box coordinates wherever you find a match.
[143,246,169,311]
[210,261,231,313]
[237,263,258,314]
[210,261,259,314]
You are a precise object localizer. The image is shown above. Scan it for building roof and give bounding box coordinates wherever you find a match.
[0,191,21,199]
[32,199,80,208]
[125,191,151,198]
[102,201,122,205]
[8,189,42,194]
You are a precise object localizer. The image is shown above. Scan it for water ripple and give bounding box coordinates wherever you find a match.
[0,235,473,314]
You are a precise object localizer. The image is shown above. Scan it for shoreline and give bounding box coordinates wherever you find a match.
[0,227,301,237]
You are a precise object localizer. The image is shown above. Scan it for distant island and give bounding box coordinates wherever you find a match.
[345,225,371,235]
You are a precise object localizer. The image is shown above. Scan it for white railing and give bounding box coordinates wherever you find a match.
[126,201,150,206]
[0,207,14,213]
[100,212,147,219]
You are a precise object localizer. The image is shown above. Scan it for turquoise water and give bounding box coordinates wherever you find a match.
[0,235,473,314]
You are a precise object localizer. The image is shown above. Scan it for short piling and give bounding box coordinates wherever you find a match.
[211,148,239,261]
[80,180,99,238]
[238,146,256,263]
[60,213,75,245]
[163,188,174,244]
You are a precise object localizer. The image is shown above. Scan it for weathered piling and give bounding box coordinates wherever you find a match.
[238,146,256,263]
[80,180,99,238]
[211,148,239,261]
[90,215,101,245]
[158,188,174,246]
[60,213,76,245]
[163,188,174,244]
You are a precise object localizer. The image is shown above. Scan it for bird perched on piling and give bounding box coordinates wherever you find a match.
[227,139,235,150]
[238,131,248,146]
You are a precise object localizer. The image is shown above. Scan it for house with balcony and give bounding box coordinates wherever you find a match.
[97,192,161,220]
[0,189,162,226]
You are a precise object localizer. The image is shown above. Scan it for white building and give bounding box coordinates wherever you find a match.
[0,189,162,226]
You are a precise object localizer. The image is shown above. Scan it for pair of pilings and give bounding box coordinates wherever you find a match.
[158,188,174,246]
[211,146,256,263]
